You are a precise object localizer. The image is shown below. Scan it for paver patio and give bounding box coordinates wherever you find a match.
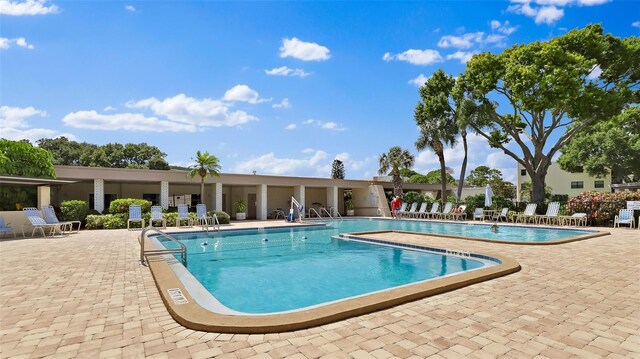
[1,221,638,358]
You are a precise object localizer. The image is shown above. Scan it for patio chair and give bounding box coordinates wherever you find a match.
[393,202,407,218]
[613,209,636,229]
[472,208,484,221]
[491,207,509,222]
[423,202,440,219]
[149,206,166,229]
[22,207,62,237]
[412,202,428,218]
[127,205,145,230]
[560,213,587,226]
[536,202,560,225]
[514,203,538,224]
[42,205,81,233]
[437,202,453,220]
[0,216,16,238]
[176,204,192,228]
[400,203,417,218]
[196,204,214,226]
[448,205,467,221]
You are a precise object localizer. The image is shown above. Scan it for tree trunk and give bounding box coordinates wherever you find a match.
[530,173,547,204]
[392,174,403,196]
[456,132,468,201]
[200,177,205,205]
[436,146,447,201]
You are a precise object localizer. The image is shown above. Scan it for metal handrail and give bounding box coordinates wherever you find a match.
[139,226,187,266]
[308,208,322,218]
[320,207,333,219]
[329,207,342,219]
[200,214,220,232]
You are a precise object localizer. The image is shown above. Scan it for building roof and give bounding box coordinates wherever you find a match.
[0,174,78,186]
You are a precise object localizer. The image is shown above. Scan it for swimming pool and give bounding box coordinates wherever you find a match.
[158,226,493,314]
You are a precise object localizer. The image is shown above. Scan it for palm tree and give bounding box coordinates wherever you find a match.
[378,146,415,196]
[188,151,221,204]
[414,70,459,201]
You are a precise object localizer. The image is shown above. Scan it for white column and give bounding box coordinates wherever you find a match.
[160,181,169,210]
[326,186,338,216]
[37,186,51,210]
[94,179,104,213]
[256,184,267,220]
[215,183,223,212]
[294,185,305,218]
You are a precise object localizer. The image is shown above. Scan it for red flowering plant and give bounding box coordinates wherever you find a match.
[568,191,640,226]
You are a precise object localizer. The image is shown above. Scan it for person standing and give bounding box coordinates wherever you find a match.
[391,196,402,219]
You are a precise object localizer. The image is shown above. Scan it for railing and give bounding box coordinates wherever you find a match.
[320,207,333,219]
[139,226,187,266]
[329,207,342,219]
[308,208,322,218]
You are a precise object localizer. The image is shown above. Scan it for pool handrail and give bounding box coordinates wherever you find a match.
[140,226,187,266]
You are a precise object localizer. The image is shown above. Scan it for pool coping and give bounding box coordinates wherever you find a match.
[144,233,521,334]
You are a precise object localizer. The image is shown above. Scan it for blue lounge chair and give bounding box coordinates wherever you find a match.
[22,207,62,237]
[614,209,636,229]
[0,216,15,238]
[42,205,80,233]
[177,204,192,228]
[127,205,145,230]
[149,206,166,229]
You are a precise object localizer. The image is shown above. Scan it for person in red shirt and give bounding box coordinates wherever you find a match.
[391,196,402,219]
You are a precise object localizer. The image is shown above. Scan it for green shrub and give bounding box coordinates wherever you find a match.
[163,212,179,226]
[551,194,569,204]
[208,210,230,224]
[60,200,89,223]
[85,214,127,229]
[108,198,152,215]
[401,191,430,206]
[86,214,106,229]
[568,191,640,226]
[464,194,514,217]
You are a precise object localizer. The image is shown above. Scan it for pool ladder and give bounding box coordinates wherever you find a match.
[201,213,220,233]
[139,227,187,266]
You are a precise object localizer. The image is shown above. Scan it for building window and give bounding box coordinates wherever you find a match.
[143,193,160,205]
[594,180,605,188]
[520,169,526,176]
[89,194,117,210]
[571,181,584,189]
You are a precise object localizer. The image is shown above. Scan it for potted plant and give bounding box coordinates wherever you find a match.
[345,200,355,216]
[235,199,247,220]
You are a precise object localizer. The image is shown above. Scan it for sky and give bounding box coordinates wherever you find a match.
[1,0,639,183]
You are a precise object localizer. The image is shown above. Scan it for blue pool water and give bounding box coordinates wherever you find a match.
[157,219,592,314]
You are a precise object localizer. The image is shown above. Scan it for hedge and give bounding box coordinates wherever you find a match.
[108,198,152,215]
[567,191,640,226]
[60,200,89,223]
[85,210,232,229]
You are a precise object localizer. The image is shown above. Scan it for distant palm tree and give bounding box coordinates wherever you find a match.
[414,70,459,201]
[378,146,415,196]
[188,151,221,204]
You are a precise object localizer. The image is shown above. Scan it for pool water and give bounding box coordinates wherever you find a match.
[157,219,592,314]
[161,226,488,314]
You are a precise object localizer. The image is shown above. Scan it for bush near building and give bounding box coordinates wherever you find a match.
[567,191,640,226]
[108,198,152,215]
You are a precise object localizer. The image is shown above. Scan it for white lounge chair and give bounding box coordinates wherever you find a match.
[491,207,509,222]
[473,208,484,221]
[412,202,428,218]
[515,203,537,224]
[149,206,166,229]
[394,202,407,218]
[176,204,192,227]
[22,207,62,237]
[42,205,81,233]
[423,202,440,219]
[0,216,16,238]
[536,202,560,225]
[196,204,215,226]
[613,209,636,229]
[448,205,467,221]
[400,203,417,218]
[437,202,453,220]
[561,213,587,226]
[127,205,145,230]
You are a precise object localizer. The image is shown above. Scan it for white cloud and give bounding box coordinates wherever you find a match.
[632,21,640,28]
[438,33,484,49]
[0,105,76,142]
[63,111,197,132]
[302,119,346,131]
[233,150,329,176]
[0,36,34,50]
[272,98,291,109]
[535,6,564,24]
[490,20,520,35]
[577,0,610,5]
[408,74,430,87]
[382,49,443,65]
[222,84,269,104]
[0,0,58,15]
[125,5,135,12]
[103,106,116,111]
[265,66,310,78]
[127,93,258,127]
[505,0,610,25]
[285,123,297,130]
[587,65,602,80]
[446,51,478,64]
[279,37,330,61]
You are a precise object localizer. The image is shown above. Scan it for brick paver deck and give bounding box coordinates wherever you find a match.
[1,221,638,358]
